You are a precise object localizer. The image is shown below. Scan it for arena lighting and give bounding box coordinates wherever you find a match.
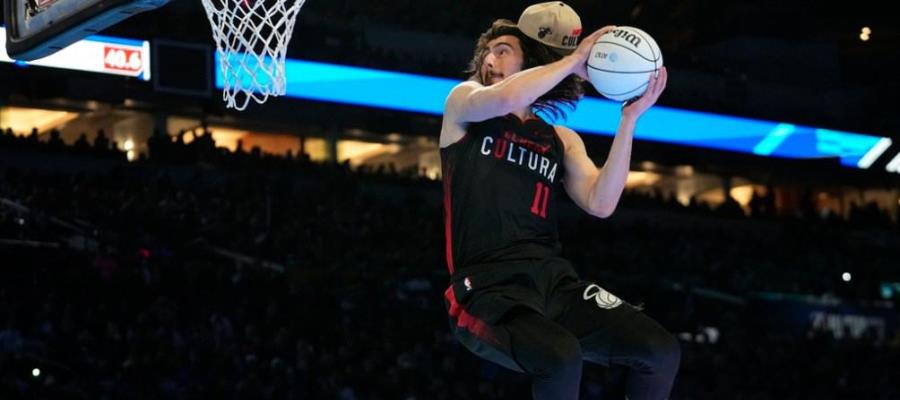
[885,153,900,173]
[217,55,892,169]
[0,107,79,134]
[0,26,150,80]
[857,138,892,169]
[123,139,137,162]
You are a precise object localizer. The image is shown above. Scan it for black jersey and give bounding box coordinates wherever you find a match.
[441,114,567,275]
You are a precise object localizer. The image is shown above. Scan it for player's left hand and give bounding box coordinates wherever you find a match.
[622,67,668,120]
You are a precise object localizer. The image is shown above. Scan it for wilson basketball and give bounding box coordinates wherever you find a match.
[587,26,663,101]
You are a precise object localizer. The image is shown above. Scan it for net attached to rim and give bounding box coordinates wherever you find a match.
[201,0,307,110]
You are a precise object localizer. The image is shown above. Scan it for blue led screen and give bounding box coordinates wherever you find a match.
[216,55,888,169]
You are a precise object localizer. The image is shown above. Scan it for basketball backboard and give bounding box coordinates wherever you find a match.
[3,0,170,61]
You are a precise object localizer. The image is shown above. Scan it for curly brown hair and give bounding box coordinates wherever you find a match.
[465,19,584,120]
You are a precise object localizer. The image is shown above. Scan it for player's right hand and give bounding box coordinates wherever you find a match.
[569,25,616,80]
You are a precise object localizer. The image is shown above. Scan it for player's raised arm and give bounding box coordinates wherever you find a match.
[444,27,615,125]
[560,67,668,218]
[444,60,577,124]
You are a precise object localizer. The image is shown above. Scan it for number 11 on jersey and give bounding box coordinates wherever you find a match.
[530,181,550,218]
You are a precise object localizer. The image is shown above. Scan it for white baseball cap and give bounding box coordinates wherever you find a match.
[517,2,583,55]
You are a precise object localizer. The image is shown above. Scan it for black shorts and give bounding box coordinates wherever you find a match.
[443,256,644,373]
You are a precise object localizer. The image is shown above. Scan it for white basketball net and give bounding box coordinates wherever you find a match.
[201,0,307,110]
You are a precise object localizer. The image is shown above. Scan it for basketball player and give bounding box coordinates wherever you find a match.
[440,2,676,399]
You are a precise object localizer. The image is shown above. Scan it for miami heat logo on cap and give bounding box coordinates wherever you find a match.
[538,27,552,39]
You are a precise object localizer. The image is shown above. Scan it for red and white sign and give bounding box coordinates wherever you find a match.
[103,46,143,72]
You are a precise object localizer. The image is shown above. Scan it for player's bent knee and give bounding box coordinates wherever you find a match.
[634,330,681,374]
[520,334,583,377]
[547,337,583,372]
[656,332,681,372]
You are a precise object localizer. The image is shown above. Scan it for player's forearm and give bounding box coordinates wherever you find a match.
[588,116,636,217]
[492,56,580,111]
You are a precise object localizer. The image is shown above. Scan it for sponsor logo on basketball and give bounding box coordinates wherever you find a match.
[582,284,623,309]
[610,29,642,48]
[593,52,618,62]
[103,46,143,72]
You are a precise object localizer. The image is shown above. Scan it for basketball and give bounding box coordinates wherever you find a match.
[587,26,663,102]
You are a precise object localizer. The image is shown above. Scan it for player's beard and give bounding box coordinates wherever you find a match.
[483,70,503,86]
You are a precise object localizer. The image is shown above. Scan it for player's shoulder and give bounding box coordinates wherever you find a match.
[441,82,482,148]
[451,80,484,92]
[446,80,484,104]
[552,125,581,153]
[442,81,487,144]
[553,124,577,137]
